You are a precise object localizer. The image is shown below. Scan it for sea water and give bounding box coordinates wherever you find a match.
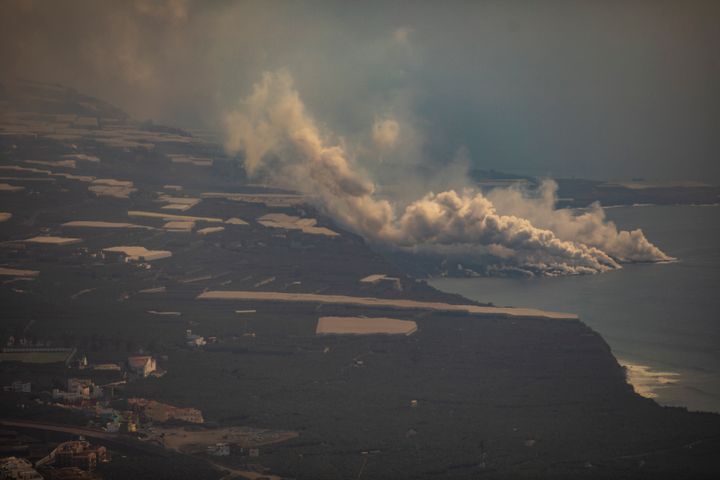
[430,204,720,413]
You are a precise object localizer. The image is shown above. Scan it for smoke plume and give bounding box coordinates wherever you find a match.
[2,1,718,181]
[487,182,672,263]
[224,71,672,276]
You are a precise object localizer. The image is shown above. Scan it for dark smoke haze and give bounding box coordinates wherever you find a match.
[2,0,718,181]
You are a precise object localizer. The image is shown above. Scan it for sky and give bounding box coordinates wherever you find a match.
[1,0,718,181]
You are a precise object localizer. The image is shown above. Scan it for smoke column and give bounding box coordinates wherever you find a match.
[224,71,672,276]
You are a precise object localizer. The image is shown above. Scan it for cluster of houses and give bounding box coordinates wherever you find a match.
[80,352,163,375]
[3,349,202,436]
[41,440,108,472]
[50,390,205,433]
[0,438,109,480]
[76,354,162,378]
[94,396,205,433]
[50,355,162,405]
[0,456,43,480]
[51,378,103,403]
[93,407,139,434]
[127,398,204,424]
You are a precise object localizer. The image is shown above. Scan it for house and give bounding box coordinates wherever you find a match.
[52,379,101,403]
[207,442,230,456]
[53,440,108,472]
[186,336,206,348]
[185,329,206,348]
[68,378,102,399]
[52,389,83,404]
[127,356,157,377]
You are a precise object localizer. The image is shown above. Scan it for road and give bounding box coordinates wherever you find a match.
[0,418,284,479]
[0,418,169,456]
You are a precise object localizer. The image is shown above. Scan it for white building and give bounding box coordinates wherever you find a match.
[186,336,206,348]
[127,356,157,377]
[207,442,230,456]
[185,330,206,348]
[52,378,102,402]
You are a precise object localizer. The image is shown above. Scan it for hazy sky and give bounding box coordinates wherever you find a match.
[1,0,718,181]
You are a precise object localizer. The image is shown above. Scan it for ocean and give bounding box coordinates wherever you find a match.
[429,204,720,413]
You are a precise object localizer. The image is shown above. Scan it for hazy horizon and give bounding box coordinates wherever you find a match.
[2,0,719,182]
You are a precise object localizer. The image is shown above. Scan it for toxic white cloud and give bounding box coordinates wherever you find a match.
[372,117,400,151]
[224,71,671,276]
[487,181,673,263]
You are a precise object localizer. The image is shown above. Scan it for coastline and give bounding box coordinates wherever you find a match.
[428,203,720,415]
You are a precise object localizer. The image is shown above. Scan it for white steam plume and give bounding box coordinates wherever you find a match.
[487,181,673,263]
[224,71,671,276]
